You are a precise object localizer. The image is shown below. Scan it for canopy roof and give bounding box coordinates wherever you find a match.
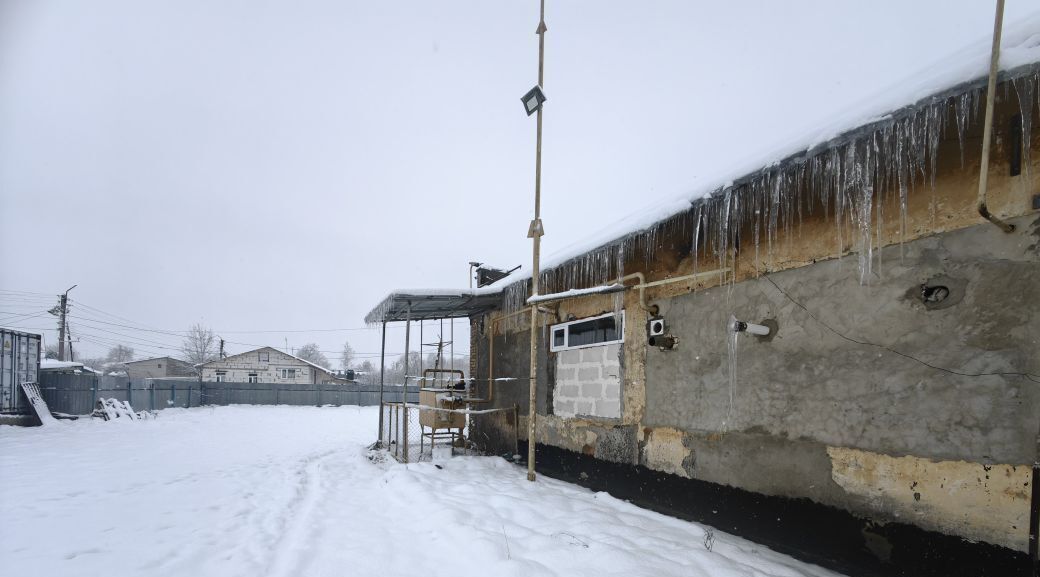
[364,289,503,324]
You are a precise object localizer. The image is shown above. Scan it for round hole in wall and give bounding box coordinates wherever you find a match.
[921,285,950,303]
[651,320,665,333]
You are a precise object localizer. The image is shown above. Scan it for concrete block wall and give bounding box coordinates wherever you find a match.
[553,343,621,419]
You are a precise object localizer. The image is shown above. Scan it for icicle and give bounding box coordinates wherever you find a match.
[768,172,781,269]
[955,92,971,166]
[926,101,944,189]
[717,188,733,286]
[895,123,909,258]
[1015,76,1034,178]
[724,314,738,432]
[691,204,703,280]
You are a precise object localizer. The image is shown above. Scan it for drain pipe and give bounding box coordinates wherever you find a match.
[621,268,733,311]
[977,0,1016,234]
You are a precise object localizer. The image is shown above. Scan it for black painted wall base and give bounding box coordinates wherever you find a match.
[519,441,1030,577]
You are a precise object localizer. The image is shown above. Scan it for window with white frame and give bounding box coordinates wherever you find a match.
[259,351,270,362]
[248,373,259,383]
[215,371,227,382]
[549,311,624,352]
[279,368,296,379]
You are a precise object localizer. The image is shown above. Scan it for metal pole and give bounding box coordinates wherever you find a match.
[526,0,547,483]
[377,320,387,445]
[402,305,411,462]
[976,0,1015,234]
[404,305,411,402]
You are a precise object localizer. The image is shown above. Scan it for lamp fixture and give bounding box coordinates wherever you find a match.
[521,85,547,116]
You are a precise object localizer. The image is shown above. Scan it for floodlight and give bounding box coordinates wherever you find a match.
[521,85,547,116]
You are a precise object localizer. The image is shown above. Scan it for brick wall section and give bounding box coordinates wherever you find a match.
[553,343,621,418]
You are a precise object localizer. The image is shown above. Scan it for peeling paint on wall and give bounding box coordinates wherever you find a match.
[639,427,695,478]
[827,446,1031,551]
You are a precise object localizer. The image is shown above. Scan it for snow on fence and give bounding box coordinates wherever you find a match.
[37,373,419,416]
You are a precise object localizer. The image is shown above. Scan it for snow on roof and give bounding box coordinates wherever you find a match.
[40,359,84,370]
[199,346,336,375]
[364,287,507,324]
[124,356,190,365]
[483,12,1040,291]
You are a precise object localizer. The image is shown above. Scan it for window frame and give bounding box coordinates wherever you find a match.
[259,351,270,362]
[279,368,296,380]
[549,311,625,353]
[247,373,259,383]
[215,370,227,383]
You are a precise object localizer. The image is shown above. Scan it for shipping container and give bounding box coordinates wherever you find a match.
[0,328,41,413]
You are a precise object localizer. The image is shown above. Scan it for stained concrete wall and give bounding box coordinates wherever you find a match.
[641,214,1040,550]
[645,214,1040,465]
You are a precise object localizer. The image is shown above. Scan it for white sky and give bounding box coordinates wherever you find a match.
[1,0,1037,366]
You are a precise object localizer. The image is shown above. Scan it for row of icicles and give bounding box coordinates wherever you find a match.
[498,66,1038,328]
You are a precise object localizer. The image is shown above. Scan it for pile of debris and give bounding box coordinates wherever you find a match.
[92,398,154,421]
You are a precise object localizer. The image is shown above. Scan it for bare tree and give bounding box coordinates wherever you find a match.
[340,341,355,370]
[295,342,330,369]
[106,344,135,364]
[181,323,217,367]
[355,360,376,384]
[79,357,107,372]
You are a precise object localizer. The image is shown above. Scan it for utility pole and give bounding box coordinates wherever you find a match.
[57,284,76,362]
[526,0,547,482]
[66,325,74,362]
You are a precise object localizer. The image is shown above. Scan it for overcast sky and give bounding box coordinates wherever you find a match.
[1,0,1037,366]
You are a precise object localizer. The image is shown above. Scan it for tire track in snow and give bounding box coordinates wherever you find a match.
[264,449,338,577]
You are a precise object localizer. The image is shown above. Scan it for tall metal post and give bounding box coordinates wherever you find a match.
[377,320,387,445]
[526,0,547,482]
[402,304,411,462]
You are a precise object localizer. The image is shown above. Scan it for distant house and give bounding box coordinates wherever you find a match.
[198,347,346,384]
[123,357,195,379]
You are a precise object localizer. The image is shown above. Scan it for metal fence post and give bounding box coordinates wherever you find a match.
[170,382,176,407]
[127,380,132,407]
[402,404,409,462]
[149,381,155,411]
[91,376,98,408]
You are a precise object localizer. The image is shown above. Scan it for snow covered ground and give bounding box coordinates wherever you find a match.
[0,406,843,577]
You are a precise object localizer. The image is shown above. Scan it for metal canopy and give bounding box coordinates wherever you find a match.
[364,290,503,324]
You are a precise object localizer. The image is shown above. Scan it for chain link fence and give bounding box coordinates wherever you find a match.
[379,401,517,463]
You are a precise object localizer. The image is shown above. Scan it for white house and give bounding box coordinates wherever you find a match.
[199,347,345,385]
